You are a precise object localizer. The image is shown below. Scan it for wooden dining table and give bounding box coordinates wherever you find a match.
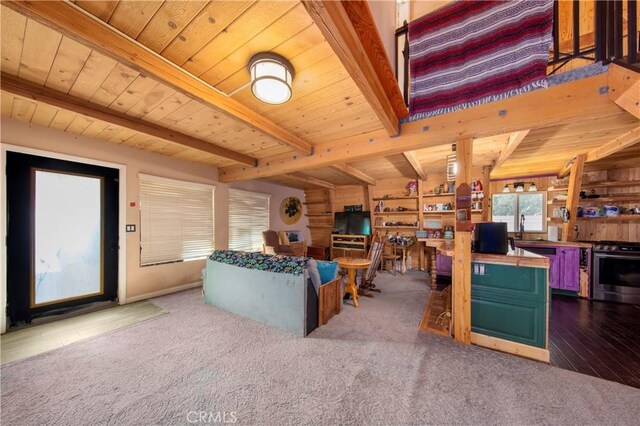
[333,257,371,308]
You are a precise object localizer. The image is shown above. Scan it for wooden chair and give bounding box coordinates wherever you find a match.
[381,241,401,275]
[262,230,294,256]
[359,239,384,293]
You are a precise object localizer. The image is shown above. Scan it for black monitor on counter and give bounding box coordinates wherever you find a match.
[334,211,371,236]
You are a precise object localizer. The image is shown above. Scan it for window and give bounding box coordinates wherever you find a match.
[228,189,270,252]
[139,174,214,266]
[492,192,546,233]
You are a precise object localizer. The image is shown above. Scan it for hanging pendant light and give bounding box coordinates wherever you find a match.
[248,52,294,105]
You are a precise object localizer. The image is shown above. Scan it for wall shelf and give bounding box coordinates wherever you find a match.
[548,216,640,223]
[423,193,455,198]
[303,201,328,205]
[372,196,419,201]
[307,224,334,228]
[423,211,455,215]
[375,225,419,229]
[374,211,419,215]
[548,181,640,192]
[305,213,332,217]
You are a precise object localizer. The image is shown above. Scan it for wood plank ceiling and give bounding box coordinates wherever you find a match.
[1,1,639,190]
[0,1,383,169]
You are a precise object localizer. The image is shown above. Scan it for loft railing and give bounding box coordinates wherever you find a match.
[395,0,639,106]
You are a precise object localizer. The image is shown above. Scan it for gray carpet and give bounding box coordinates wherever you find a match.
[2,271,639,425]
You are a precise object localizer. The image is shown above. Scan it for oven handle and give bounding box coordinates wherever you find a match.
[594,253,639,260]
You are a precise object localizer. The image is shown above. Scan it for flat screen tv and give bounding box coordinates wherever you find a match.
[334,211,371,236]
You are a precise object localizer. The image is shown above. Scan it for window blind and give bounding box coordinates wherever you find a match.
[228,188,270,252]
[139,174,214,266]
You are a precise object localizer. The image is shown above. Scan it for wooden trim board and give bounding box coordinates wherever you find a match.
[471,332,550,363]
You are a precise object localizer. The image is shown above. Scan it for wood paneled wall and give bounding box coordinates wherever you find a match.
[489,167,640,242]
[577,167,640,242]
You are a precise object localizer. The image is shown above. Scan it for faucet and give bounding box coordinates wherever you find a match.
[515,214,525,240]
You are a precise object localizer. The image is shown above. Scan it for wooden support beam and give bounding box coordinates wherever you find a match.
[481,165,492,222]
[403,151,428,180]
[0,73,256,166]
[562,154,586,242]
[286,173,336,190]
[453,137,473,345]
[558,126,640,177]
[608,63,640,119]
[4,0,313,155]
[585,126,640,162]
[220,73,616,182]
[331,163,376,185]
[302,0,408,136]
[557,158,576,179]
[493,130,530,170]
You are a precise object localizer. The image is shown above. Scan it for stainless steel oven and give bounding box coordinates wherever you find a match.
[592,241,640,304]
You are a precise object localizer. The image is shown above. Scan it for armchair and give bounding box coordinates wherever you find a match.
[262,230,294,255]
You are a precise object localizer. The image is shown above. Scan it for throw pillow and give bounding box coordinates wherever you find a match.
[317,261,339,284]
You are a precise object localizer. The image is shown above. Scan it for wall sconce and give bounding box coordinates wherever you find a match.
[503,181,537,193]
[248,52,294,104]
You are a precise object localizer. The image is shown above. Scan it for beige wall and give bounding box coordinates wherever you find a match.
[368,0,397,74]
[410,1,451,21]
[1,118,308,304]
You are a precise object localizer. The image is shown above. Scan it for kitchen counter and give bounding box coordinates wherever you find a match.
[515,240,592,248]
[417,237,550,362]
[417,238,550,268]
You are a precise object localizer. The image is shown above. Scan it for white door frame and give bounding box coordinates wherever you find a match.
[1,144,127,334]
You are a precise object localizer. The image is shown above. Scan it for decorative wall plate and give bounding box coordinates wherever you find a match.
[280,196,302,224]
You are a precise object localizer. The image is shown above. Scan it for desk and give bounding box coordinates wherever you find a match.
[334,257,371,308]
[417,239,453,289]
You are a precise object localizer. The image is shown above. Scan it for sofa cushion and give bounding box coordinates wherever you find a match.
[317,261,339,284]
[306,259,322,295]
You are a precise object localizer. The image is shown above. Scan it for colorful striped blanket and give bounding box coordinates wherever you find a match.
[408,0,554,119]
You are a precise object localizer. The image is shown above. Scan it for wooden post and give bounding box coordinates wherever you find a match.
[453,137,473,344]
[481,165,492,222]
[417,179,425,270]
[561,154,586,242]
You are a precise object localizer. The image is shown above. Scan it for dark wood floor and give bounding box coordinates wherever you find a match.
[549,295,640,389]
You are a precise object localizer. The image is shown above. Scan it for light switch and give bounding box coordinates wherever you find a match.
[126,224,136,232]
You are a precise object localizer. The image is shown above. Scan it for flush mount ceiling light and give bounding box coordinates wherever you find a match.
[248,52,294,105]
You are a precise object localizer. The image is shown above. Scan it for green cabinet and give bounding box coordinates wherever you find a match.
[471,262,548,348]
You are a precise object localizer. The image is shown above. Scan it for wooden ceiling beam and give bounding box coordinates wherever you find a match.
[1,73,256,166]
[558,126,640,177]
[330,163,376,185]
[3,0,313,155]
[608,63,640,119]
[285,173,336,190]
[219,72,617,182]
[302,0,408,136]
[403,151,428,181]
[585,126,640,163]
[493,130,530,170]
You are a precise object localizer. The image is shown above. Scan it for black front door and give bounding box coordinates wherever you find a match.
[6,152,119,325]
